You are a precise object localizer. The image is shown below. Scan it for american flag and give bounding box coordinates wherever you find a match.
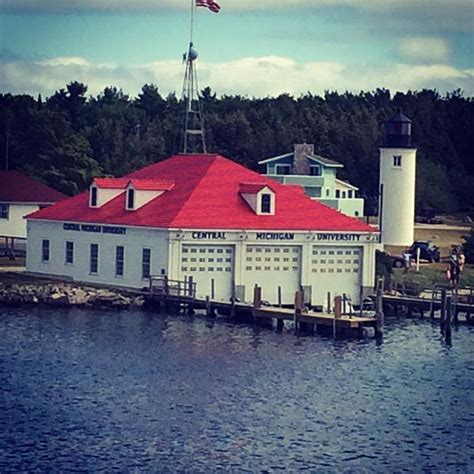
[196,0,221,13]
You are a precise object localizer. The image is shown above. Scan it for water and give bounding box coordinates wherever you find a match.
[1,307,473,472]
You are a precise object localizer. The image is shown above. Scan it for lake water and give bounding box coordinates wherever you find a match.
[1,306,473,472]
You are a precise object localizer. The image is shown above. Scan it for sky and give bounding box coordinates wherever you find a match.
[0,0,473,98]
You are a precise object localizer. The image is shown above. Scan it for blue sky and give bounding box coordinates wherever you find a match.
[0,0,473,97]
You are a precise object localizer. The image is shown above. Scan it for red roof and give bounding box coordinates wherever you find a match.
[128,179,175,191]
[93,178,129,189]
[0,171,66,203]
[27,154,375,232]
[239,182,274,194]
[93,177,175,191]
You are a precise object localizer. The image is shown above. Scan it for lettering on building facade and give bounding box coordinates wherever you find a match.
[191,231,227,240]
[256,232,295,241]
[63,223,126,235]
[316,233,361,241]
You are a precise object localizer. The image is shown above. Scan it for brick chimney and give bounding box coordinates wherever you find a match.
[292,143,313,175]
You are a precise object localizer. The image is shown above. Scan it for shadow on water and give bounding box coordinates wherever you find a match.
[0,306,473,471]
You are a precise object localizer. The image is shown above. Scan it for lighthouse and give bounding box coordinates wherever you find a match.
[379,109,417,246]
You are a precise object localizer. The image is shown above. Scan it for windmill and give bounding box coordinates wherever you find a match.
[179,0,220,154]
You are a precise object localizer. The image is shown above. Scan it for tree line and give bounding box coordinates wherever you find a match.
[1,83,473,214]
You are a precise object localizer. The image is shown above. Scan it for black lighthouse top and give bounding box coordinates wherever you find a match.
[384,108,413,148]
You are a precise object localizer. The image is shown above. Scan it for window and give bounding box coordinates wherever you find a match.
[348,190,353,199]
[115,246,124,277]
[309,165,321,176]
[90,244,99,274]
[275,164,291,175]
[42,240,50,262]
[393,155,402,167]
[326,189,330,197]
[335,190,341,199]
[0,203,9,219]
[65,241,74,264]
[90,187,98,207]
[261,194,271,213]
[142,248,151,279]
[127,188,135,209]
[342,191,346,199]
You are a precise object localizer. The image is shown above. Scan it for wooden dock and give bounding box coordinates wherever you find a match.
[146,276,379,339]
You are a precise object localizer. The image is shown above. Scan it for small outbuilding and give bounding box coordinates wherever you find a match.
[26,154,380,305]
[0,170,66,253]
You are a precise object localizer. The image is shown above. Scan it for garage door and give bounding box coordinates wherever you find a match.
[181,245,234,301]
[309,246,361,306]
[244,245,301,304]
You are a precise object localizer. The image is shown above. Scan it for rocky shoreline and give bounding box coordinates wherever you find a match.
[0,280,145,309]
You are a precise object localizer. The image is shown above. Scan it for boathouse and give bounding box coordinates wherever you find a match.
[26,154,380,305]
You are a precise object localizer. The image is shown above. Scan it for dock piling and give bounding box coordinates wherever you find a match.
[375,281,384,339]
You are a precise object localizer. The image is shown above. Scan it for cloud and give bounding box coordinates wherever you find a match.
[1,55,473,99]
[398,37,450,63]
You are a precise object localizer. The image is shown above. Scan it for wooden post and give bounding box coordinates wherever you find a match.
[333,295,342,338]
[453,288,459,325]
[205,295,211,316]
[164,275,169,295]
[375,282,384,339]
[211,278,215,300]
[188,276,194,297]
[359,286,363,318]
[327,291,331,314]
[446,295,452,342]
[430,286,436,319]
[253,285,262,309]
[294,290,304,334]
[276,318,284,331]
[440,288,447,333]
[278,286,282,308]
[230,283,236,319]
[416,247,421,272]
[342,293,347,315]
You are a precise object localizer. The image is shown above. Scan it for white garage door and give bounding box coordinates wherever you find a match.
[244,245,301,304]
[310,246,362,306]
[181,245,234,301]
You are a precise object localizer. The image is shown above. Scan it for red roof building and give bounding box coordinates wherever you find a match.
[0,171,66,240]
[28,154,373,232]
[26,154,381,305]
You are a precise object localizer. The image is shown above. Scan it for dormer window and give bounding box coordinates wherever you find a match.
[239,183,275,215]
[127,188,135,210]
[90,186,98,207]
[261,194,272,213]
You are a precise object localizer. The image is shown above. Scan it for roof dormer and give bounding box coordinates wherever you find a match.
[239,183,276,216]
[90,178,129,208]
[125,179,175,211]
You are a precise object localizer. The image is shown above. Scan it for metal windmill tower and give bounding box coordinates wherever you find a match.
[180,41,207,154]
[179,1,212,154]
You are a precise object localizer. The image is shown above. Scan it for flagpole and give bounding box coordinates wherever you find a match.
[189,0,194,45]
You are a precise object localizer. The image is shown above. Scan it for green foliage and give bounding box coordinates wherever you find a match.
[0,83,472,211]
[462,227,474,264]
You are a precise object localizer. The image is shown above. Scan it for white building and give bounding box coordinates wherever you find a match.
[26,154,381,306]
[379,110,417,246]
[259,144,365,218]
[0,171,66,249]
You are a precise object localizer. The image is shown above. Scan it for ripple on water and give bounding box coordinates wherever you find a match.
[0,307,473,471]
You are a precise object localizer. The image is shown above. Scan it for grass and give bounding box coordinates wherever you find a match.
[391,263,474,291]
[0,256,26,267]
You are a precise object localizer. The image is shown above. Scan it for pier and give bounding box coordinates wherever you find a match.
[147,276,379,338]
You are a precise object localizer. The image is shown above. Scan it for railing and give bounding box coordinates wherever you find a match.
[149,275,197,299]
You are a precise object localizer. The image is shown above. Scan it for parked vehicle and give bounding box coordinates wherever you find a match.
[415,208,444,224]
[389,255,406,268]
[408,240,440,263]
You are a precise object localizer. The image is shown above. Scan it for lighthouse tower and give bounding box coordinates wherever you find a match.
[379,109,417,246]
